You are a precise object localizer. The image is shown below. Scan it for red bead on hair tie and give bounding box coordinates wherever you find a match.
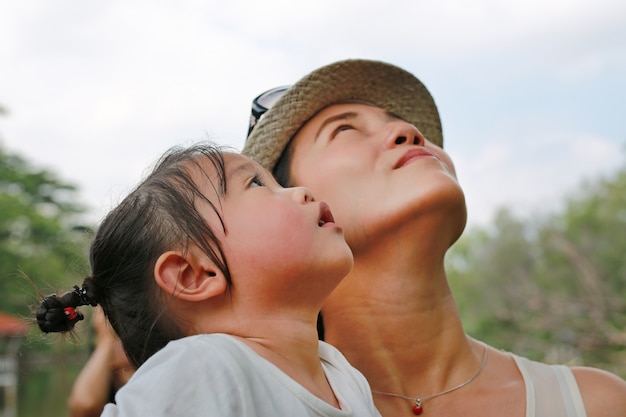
[64,307,78,320]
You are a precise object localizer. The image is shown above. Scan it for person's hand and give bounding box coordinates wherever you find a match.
[91,306,134,388]
[92,306,117,346]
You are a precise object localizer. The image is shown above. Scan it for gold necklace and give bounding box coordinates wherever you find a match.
[371,344,488,415]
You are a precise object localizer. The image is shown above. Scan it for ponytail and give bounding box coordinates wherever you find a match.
[32,143,232,367]
[36,279,98,333]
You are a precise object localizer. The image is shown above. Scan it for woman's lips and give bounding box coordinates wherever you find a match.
[394,148,438,169]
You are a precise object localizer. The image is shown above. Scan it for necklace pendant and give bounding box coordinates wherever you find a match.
[412,399,423,415]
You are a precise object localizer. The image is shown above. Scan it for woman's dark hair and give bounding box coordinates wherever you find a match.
[272,140,294,188]
[36,143,233,367]
[273,142,328,340]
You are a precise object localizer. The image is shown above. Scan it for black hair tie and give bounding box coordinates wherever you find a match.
[72,285,97,307]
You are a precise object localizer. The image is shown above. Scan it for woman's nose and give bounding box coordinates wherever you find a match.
[383,120,424,148]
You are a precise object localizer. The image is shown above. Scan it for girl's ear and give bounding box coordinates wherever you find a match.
[154,249,227,302]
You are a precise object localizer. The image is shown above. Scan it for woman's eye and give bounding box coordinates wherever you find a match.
[331,124,354,138]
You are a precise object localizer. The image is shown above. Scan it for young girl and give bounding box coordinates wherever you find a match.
[36,143,382,417]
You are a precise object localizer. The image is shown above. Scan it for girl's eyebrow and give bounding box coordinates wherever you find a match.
[315,112,358,140]
[226,160,257,183]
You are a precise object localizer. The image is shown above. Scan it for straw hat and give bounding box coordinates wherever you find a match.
[242,58,443,172]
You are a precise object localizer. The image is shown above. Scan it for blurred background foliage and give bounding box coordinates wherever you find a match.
[0,142,91,317]
[447,155,626,377]
[1,103,625,415]
[1,106,92,417]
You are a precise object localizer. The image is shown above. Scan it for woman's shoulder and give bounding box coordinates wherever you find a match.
[571,366,626,417]
[507,349,626,416]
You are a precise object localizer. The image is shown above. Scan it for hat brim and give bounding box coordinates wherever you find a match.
[243,59,443,172]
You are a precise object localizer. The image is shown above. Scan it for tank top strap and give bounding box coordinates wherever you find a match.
[510,353,587,417]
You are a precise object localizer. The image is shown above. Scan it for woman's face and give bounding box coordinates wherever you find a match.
[288,103,465,252]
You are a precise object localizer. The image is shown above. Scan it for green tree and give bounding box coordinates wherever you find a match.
[0,107,94,417]
[448,156,626,377]
[0,141,91,317]
[536,163,626,368]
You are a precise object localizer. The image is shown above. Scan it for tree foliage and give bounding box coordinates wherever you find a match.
[0,141,91,318]
[447,157,626,377]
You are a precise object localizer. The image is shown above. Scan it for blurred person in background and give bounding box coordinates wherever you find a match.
[68,307,134,417]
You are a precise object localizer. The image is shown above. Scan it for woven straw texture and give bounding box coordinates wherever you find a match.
[243,59,443,172]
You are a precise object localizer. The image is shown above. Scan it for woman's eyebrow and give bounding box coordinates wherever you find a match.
[385,110,405,122]
[315,112,358,140]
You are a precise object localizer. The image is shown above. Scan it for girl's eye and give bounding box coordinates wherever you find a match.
[250,175,265,188]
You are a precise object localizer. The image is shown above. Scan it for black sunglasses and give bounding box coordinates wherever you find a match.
[247,86,290,137]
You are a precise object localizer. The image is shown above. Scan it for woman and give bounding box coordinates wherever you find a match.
[242,59,626,417]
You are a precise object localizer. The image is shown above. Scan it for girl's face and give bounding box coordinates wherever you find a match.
[288,103,466,253]
[199,153,353,307]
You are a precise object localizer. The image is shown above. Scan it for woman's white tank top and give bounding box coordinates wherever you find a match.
[511,353,587,417]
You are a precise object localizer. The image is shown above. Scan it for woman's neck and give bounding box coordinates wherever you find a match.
[322,249,475,396]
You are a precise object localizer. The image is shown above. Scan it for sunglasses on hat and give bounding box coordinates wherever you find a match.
[247,86,290,138]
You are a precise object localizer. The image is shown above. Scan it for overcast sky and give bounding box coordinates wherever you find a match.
[1,0,625,228]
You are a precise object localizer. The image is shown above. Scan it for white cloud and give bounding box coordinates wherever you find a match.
[454,128,624,227]
[0,0,624,227]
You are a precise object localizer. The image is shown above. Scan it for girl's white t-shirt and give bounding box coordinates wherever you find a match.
[102,333,382,417]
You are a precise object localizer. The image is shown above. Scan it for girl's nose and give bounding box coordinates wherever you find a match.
[383,120,424,148]
[289,186,315,203]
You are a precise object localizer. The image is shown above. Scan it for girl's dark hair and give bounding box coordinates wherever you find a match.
[36,143,233,367]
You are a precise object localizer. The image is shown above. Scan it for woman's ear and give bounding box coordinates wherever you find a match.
[154,249,227,302]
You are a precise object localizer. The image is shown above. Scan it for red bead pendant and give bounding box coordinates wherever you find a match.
[412,400,423,415]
